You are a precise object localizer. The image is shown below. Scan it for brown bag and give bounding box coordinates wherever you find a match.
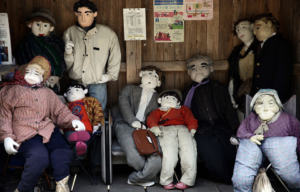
[252,168,273,192]
[132,129,161,157]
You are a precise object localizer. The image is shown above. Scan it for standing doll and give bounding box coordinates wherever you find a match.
[16,8,66,94]
[228,19,257,110]
[147,89,198,190]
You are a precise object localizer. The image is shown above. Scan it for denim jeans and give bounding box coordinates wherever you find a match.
[87,83,107,111]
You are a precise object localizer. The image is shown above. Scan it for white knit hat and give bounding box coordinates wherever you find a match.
[250,89,284,111]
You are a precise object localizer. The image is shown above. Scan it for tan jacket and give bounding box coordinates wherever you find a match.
[63,23,121,84]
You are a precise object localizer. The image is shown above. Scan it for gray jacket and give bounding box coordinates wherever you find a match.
[114,84,159,127]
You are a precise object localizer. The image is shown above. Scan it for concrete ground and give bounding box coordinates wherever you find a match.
[1,164,288,192]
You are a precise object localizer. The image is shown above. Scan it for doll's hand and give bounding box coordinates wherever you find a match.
[150,126,163,137]
[72,120,86,131]
[132,121,146,129]
[4,137,19,155]
[93,125,99,134]
[190,129,196,137]
[228,79,238,109]
[250,135,264,145]
[45,76,60,88]
[99,74,112,83]
[65,34,74,55]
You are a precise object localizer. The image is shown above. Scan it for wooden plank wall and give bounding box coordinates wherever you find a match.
[0,0,299,109]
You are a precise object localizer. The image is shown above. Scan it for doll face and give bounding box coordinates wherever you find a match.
[236,21,254,44]
[158,95,180,108]
[254,95,280,121]
[187,58,213,83]
[140,70,161,89]
[253,20,275,41]
[64,87,88,102]
[24,67,43,84]
[75,7,97,28]
[28,21,54,37]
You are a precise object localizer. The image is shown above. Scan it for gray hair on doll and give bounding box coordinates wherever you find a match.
[186,55,214,69]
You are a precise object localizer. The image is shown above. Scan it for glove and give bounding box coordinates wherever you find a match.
[190,129,196,137]
[4,137,19,155]
[131,121,146,129]
[93,125,99,134]
[250,135,264,145]
[72,120,86,131]
[228,79,238,109]
[65,34,74,55]
[99,74,112,84]
[150,126,163,137]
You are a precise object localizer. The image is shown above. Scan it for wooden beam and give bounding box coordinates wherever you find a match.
[121,61,300,75]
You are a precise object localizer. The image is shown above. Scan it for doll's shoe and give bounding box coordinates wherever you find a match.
[175,182,189,189]
[68,131,90,142]
[164,183,175,190]
[127,179,155,187]
[76,141,87,156]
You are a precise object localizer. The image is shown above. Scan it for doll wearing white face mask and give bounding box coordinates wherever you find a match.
[147,90,198,189]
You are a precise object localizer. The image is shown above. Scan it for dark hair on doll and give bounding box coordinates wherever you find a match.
[74,0,97,13]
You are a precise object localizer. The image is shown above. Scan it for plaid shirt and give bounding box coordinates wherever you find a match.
[237,112,300,155]
[0,85,79,144]
[66,97,103,127]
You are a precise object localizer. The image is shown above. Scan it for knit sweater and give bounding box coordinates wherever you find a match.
[16,33,66,77]
[147,106,198,131]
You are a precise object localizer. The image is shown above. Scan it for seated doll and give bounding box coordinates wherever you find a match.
[114,66,164,187]
[147,89,198,190]
[182,55,240,184]
[63,83,103,158]
[232,89,300,192]
[0,56,85,192]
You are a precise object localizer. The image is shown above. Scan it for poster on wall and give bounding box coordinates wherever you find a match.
[154,0,184,42]
[0,13,12,65]
[123,8,147,41]
[184,0,213,20]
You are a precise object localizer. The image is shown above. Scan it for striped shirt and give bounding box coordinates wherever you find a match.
[0,85,79,145]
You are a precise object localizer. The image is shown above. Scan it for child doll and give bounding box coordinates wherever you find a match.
[147,89,198,190]
[63,83,103,157]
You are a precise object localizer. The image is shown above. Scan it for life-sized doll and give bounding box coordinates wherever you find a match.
[113,66,164,187]
[251,13,293,103]
[147,89,198,190]
[63,0,121,110]
[182,55,240,184]
[0,56,86,192]
[16,8,66,94]
[63,83,103,158]
[232,89,300,192]
[228,19,257,110]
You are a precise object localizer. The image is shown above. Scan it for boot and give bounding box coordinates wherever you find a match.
[56,175,70,192]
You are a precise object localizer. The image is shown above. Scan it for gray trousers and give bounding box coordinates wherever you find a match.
[115,122,162,183]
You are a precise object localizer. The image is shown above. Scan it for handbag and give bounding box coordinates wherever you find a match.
[132,126,161,157]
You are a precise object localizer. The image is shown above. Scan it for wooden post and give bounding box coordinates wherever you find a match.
[126,0,142,84]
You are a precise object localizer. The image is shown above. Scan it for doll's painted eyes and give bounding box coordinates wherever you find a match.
[44,25,47,27]
[36,23,40,26]
[256,27,260,30]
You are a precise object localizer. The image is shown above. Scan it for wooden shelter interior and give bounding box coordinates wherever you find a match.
[1,0,299,117]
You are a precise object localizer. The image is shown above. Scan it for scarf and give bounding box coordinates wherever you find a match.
[1,68,43,87]
[16,33,66,77]
[183,79,210,109]
[254,111,281,135]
